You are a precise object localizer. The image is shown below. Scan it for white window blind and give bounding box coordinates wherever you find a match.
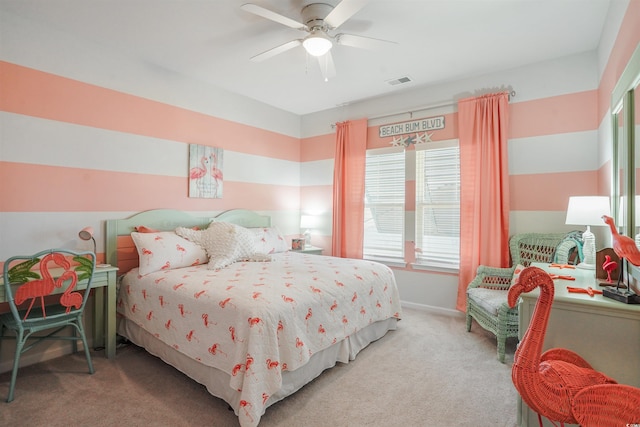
[415,143,460,269]
[363,149,405,261]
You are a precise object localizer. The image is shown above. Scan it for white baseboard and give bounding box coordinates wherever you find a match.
[400,300,464,318]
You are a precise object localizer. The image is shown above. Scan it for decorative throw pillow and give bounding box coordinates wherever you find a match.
[177,222,258,270]
[510,264,526,288]
[131,231,208,275]
[174,225,204,245]
[250,227,288,254]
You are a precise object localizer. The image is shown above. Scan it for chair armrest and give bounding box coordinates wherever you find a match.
[467,265,515,291]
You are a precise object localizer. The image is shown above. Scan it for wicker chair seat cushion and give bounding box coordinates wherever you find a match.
[467,288,509,316]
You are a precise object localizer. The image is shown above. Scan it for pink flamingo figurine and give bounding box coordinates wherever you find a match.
[508,266,617,427]
[602,254,618,283]
[602,215,640,265]
[602,215,640,290]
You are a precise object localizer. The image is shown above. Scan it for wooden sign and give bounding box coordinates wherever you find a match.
[379,116,445,138]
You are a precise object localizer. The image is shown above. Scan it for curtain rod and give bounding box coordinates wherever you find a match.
[368,90,516,122]
[330,90,516,128]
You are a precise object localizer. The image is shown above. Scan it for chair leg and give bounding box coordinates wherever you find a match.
[497,332,506,363]
[71,325,78,354]
[466,313,472,332]
[7,330,25,403]
[0,323,5,357]
[75,320,94,374]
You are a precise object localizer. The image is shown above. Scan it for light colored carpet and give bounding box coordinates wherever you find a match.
[0,308,517,426]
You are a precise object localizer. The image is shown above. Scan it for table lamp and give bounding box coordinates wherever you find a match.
[565,196,611,270]
[78,226,97,254]
[300,215,317,249]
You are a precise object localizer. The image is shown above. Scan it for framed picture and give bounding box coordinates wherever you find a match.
[292,238,305,250]
[189,144,223,198]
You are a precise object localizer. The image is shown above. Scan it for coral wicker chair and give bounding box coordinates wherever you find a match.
[572,384,640,426]
[466,233,576,363]
[0,249,96,402]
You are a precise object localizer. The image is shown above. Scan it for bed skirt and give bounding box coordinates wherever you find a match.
[118,316,399,420]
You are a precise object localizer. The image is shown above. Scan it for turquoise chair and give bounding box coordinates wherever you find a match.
[0,249,96,402]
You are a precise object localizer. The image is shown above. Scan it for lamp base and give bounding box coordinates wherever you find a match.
[576,262,595,270]
[602,287,640,304]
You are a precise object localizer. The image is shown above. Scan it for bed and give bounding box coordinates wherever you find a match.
[106,209,402,427]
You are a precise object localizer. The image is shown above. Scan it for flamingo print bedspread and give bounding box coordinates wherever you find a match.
[117,251,401,427]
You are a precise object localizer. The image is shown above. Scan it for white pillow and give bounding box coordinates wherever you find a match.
[177,222,258,270]
[131,231,208,276]
[250,227,288,254]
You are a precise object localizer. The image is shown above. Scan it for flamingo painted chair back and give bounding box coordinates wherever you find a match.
[0,248,96,402]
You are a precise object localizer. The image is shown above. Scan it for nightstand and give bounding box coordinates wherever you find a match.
[296,246,323,255]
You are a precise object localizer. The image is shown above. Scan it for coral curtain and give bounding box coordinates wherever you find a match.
[456,92,510,311]
[331,118,368,258]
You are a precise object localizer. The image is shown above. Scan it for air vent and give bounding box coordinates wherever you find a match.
[386,76,412,86]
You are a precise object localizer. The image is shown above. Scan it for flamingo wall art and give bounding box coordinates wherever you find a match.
[189,144,224,199]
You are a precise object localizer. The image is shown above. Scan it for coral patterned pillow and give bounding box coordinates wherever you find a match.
[131,231,208,276]
[250,227,288,254]
[510,264,526,288]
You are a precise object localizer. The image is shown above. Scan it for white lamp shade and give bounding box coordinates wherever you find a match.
[565,196,611,226]
[303,33,332,56]
[300,215,318,229]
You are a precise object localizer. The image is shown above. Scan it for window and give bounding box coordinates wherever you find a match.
[415,142,460,269]
[363,142,460,270]
[363,148,405,261]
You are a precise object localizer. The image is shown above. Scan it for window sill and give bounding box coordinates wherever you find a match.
[411,263,459,274]
[363,256,407,269]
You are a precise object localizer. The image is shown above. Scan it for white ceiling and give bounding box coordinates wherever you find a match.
[1,0,613,116]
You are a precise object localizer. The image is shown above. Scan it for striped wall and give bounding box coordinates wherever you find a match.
[1,1,639,306]
[299,1,639,310]
[0,61,305,262]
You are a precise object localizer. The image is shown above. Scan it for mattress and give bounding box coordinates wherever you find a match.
[117,251,402,426]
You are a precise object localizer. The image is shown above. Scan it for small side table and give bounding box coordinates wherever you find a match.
[296,246,323,255]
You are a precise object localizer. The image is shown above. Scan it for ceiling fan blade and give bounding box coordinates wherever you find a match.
[317,51,337,81]
[240,3,306,30]
[324,0,370,29]
[250,39,302,62]
[335,33,397,50]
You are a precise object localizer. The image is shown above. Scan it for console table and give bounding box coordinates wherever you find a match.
[517,263,640,427]
[0,265,118,359]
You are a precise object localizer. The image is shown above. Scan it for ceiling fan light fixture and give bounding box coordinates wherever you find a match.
[303,32,333,57]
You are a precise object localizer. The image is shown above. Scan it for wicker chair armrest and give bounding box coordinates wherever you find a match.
[467,265,516,290]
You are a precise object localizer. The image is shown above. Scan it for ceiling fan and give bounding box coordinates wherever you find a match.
[240,0,395,81]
